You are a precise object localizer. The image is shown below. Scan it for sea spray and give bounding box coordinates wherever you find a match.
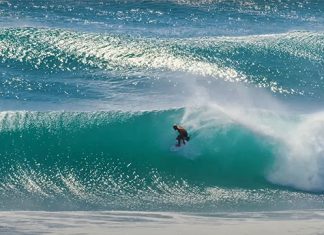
[269,112,324,191]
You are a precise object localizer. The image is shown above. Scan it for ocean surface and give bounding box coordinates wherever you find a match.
[0,0,324,233]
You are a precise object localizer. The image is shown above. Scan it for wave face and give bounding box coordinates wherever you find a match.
[0,0,324,211]
[1,110,324,211]
[0,110,271,210]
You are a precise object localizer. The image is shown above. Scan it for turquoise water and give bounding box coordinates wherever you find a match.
[0,0,324,212]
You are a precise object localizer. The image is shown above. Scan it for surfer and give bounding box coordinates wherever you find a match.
[173,125,190,147]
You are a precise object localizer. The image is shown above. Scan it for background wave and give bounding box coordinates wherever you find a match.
[0,28,323,112]
[1,28,323,95]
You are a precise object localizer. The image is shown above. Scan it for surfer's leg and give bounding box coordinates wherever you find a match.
[176,135,181,146]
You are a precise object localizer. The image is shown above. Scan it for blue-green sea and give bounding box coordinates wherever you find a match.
[0,0,324,217]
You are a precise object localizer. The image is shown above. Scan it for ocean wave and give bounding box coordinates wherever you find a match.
[0,106,324,210]
[1,28,323,96]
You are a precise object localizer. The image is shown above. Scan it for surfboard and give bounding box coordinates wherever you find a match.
[170,143,187,152]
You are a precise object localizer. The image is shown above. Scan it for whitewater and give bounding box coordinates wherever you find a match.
[0,0,324,234]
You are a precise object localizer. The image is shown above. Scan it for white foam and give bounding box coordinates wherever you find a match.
[269,112,324,191]
[179,77,324,192]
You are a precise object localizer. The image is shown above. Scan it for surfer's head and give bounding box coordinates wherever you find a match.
[173,125,178,130]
